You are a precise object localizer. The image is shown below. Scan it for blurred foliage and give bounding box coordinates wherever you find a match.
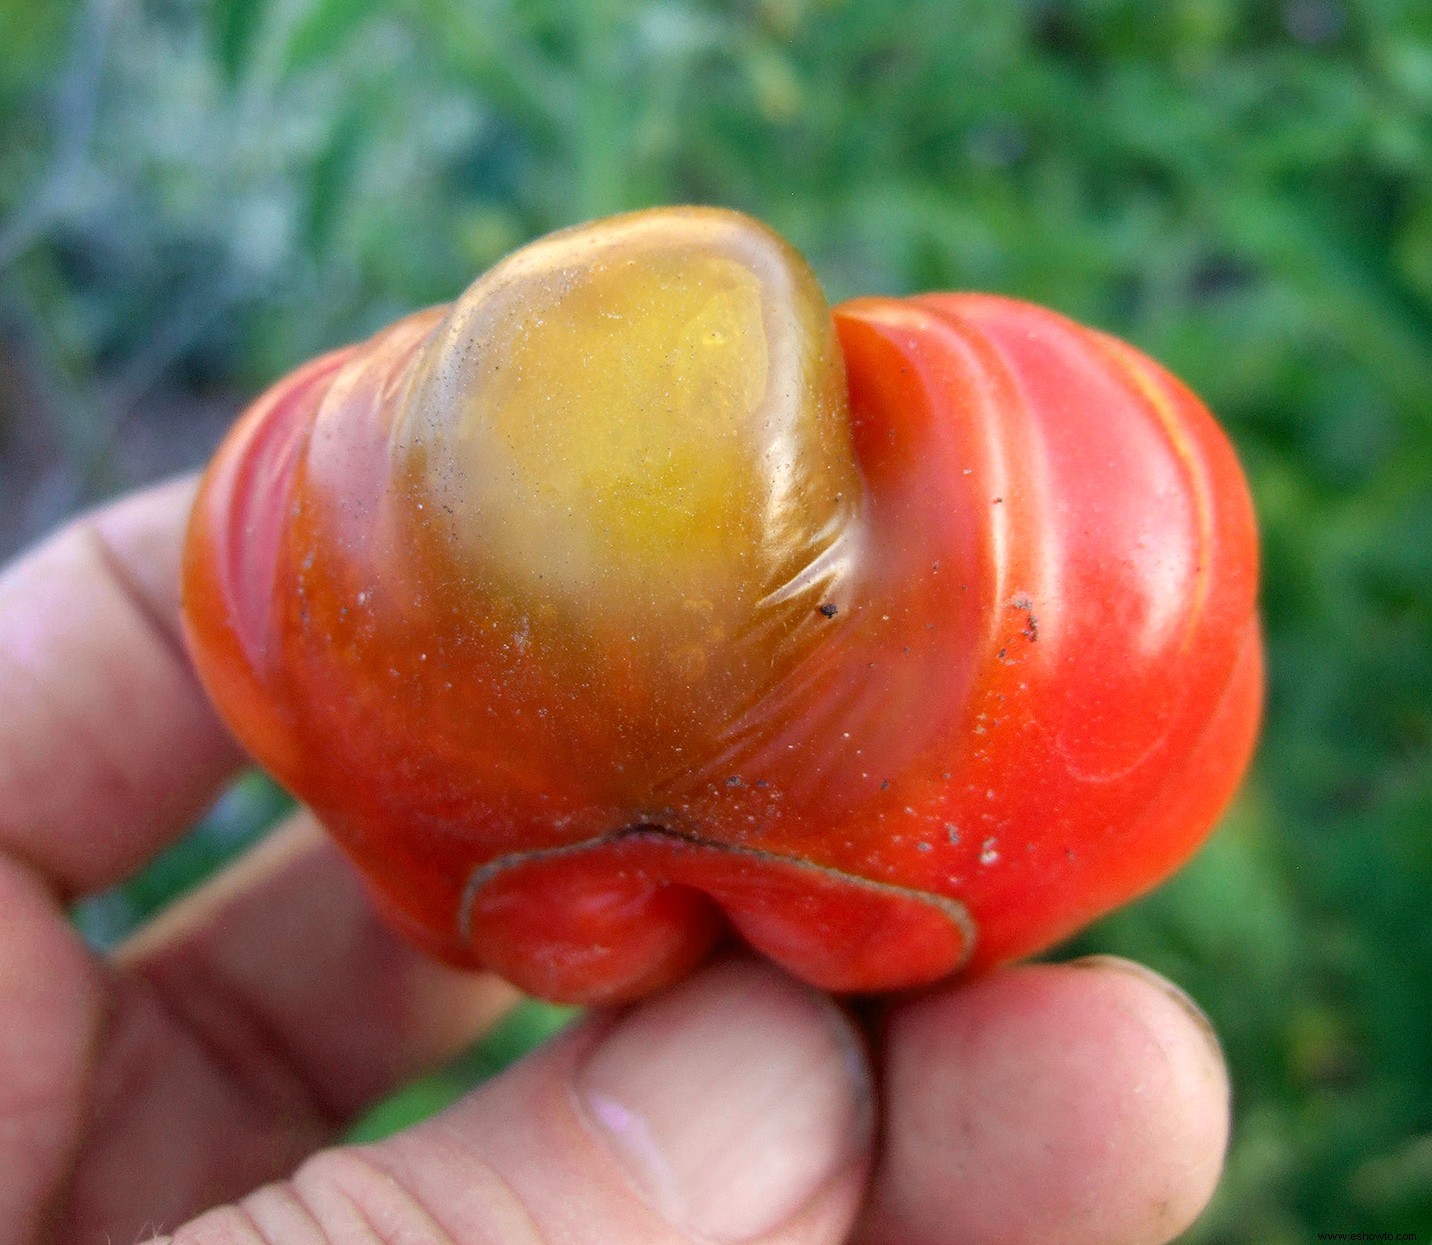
[4,0,1432,1238]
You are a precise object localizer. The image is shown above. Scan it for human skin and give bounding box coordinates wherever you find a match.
[0,478,1230,1244]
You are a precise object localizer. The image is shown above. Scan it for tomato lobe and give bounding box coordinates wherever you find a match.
[183,207,1261,1003]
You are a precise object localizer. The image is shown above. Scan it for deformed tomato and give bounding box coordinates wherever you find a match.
[182,207,1261,1004]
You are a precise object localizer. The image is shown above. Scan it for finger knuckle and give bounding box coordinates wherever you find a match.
[293,1146,458,1244]
[166,1143,553,1245]
[164,1149,438,1245]
[305,1140,554,1245]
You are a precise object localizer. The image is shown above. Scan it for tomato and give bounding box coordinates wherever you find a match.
[182,207,1261,1004]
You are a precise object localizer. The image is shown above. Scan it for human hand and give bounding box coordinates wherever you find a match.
[0,477,1230,1244]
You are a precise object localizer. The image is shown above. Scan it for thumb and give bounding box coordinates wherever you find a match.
[161,959,873,1244]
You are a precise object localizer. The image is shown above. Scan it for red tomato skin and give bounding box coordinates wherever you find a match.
[182,218,1260,1004]
[830,294,1262,977]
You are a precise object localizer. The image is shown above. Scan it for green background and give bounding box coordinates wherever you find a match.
[3,1,1430,1239]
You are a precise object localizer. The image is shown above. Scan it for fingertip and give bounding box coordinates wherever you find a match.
[573,958,873,1241]
[1065,953,1228,1103]
[369,958,873,1244]
[88,474,205,636]
[862,960,1230,1245]
[0,476,242,895]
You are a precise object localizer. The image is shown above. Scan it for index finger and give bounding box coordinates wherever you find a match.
[0,475,244,897]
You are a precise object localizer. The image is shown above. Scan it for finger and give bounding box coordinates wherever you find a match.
[159,959,872,1245]
[0,855,106,1244]
[857,957,1230,1245]
[57,812,519,1242]
[118,810,520,1112]
[0,475,243,896]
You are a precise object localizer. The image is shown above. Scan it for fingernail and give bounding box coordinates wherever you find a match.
[1067,955,1223,1059]
[575,959,871,1242]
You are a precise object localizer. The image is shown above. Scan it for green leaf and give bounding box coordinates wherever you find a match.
[280,0,384,80]
[214,0,268,88]
[303,92,378,255]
